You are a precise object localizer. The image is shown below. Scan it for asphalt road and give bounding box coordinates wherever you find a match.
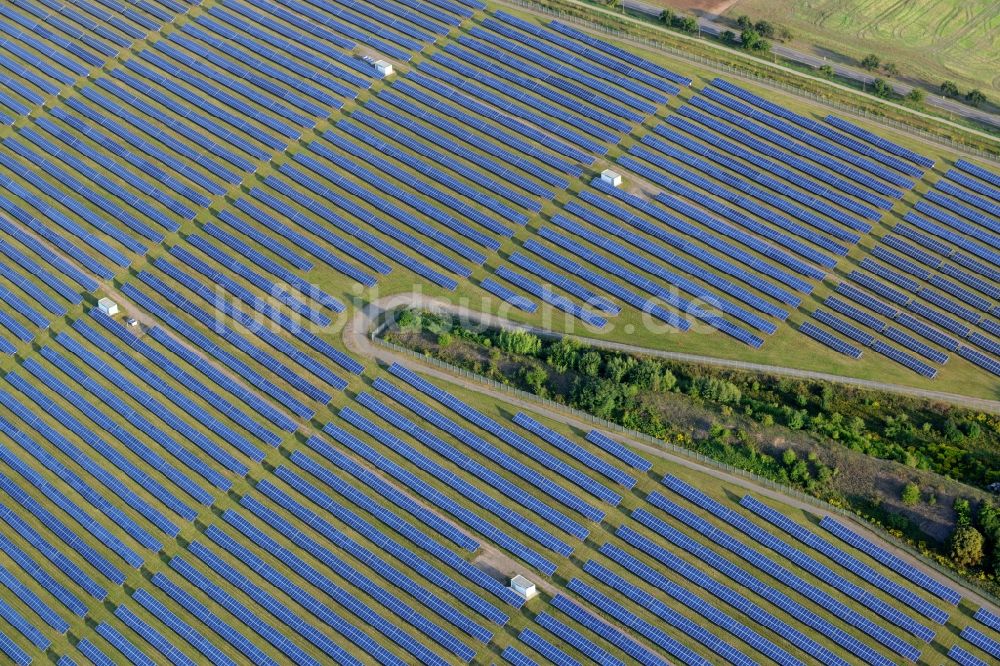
[621,0,1000,129]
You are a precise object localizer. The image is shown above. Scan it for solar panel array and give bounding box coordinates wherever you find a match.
[810,163,1000,378]
[0,0,997,663]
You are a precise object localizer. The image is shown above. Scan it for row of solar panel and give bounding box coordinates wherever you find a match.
[464,26,654,118]
[686,94,902,203]
[8,345,224,507]
[740,495,950,624]
[635,498,898,666]
[711,78,925,179]
[367,90,566,193]
[484,14,671,103]
[385,365,614,516]
[317,421,557,576]
[663,113,881,223]
[703,84,915,190]
[549,209,781,332]
[271,460,508,629]
[234,484,480,661]
[581,184,814,293]
[339,403,578,558]
[664,476,933,646]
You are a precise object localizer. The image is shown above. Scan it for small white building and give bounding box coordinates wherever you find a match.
[374,59,394,77]
[97,297,119,317]
[600,169,622,187]
[509,575,538,601]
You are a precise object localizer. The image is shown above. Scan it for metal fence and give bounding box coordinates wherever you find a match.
[503,0,1000,163]
[372,331,999,605]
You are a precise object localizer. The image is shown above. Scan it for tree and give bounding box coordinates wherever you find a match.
[658,9,675,25]
[860,53,880,71]
[520,365,548,395]
[900,481,920,506]
[495,329,541,356]
[720,29,736,44]
[940,80,960,97]
[817,64,834,78]
[965,89,987,107]
[905,88,925,105]
[954,497,972,527]
[777,25,793,41]
[740,28,770,54]
[677,16,699,34]
[545,337,580,372]
[872,78,892,98]
[882,61,899,77]
[754,20,775,38]
[736,14,752,30]
[577,351,602,377]
[949,526,985,568]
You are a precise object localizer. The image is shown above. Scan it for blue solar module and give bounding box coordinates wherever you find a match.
[388,362,618,511]
[882,327,949,364]
[955,159,1000,190]
[550,594,670,666]
[663,476,934,644]
[534,612,625,666]
[96,621,157,666]
[518,628,580,666]
[819,517,961,604]
[799,322,863,358]
[356,391,588,542]
[495,265,608,328]
[823,296,886,331]
[76,638,114,666]
[513,412,635,487]
[872,340,938,378]
[479,278,537,312]
[637,498,903,666]
[957,345,1000,377]
[975,608,1000,631]
[319,422,557,576]
[960,626,1000,660]
[269,463,500,635]
[584,430,652,471]
[567,578,715,666]
[824,115,933,169]
[741,495,949,624]
[811,310,875,347]
[502,646,539,666]
[597,544,802,665]
[615,524,849,666]
[339,405,577,558]
[947,644,989,666]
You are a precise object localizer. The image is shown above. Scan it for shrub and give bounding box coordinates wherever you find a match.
[495,329,541,356]
[965,89,987,107]
[900,481,920,506]
[872,78,892,98]
[949,526,985,567]
[860,54,880,70]
[940,80,960,97]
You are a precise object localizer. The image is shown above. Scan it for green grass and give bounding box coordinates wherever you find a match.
[724,0,1000,98]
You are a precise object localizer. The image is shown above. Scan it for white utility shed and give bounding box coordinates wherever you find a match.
[509,575,538,601]
[98,298,119,316]
[601,169,622,187]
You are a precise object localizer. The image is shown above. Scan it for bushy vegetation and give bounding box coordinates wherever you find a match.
[385,310,1000,588]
